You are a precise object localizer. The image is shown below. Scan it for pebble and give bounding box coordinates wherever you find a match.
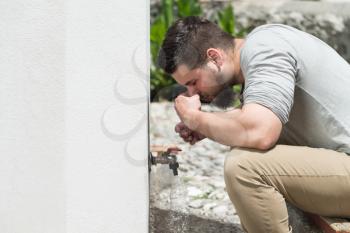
[189,199,204,209]
[203,202,217,211]
[208,180,226,189]
[187,186,203,197]
[208,190,226,200]
[212,205,229,215]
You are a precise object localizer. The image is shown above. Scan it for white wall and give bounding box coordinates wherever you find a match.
[65,0,149,232]
[0,0,149,232]
[0,0,65,232]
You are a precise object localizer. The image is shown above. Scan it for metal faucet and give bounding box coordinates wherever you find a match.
[149,146,181,176]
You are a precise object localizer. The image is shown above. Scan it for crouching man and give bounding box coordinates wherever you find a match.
[158,16,350,233]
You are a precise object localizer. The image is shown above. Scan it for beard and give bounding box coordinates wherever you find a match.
[199,92,214,103]
[198,86,235,108]
[198,76,230,104]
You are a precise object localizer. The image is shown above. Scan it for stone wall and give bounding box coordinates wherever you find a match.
[233,0,350,63]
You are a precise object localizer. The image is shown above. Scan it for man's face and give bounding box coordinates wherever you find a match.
[172,63,228,103]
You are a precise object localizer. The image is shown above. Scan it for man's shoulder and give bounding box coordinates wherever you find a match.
[246,23,300,39]
[241,24,300,63]
[243,23,303,48]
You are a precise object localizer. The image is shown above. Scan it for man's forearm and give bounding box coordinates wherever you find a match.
[174,94,279,149]
[187,109,261,148]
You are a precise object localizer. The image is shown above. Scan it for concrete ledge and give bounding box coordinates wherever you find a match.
[306,213,350,233]
[150,195,323,233]
[150,207,244,233]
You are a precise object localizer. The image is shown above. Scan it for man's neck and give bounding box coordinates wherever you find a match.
[230,38,245,86]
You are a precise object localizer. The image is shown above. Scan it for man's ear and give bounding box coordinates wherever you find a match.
[206,48,224,67]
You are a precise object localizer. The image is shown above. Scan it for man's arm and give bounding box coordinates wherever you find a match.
[187,103,283,150]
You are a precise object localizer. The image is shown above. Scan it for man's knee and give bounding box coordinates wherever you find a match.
[223,147,265,205]
[224,147,245,176]
[224,147,260,186]
[224,147,255,174]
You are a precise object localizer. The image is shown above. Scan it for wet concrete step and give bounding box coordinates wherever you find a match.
[149,203,324,233]
[306,213,350,233]
[150,207,244,233]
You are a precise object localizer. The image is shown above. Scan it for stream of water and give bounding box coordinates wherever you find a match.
[167,176,190,232]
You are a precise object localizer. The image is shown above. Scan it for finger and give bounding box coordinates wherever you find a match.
[192,133,199,141]
[182,136,189,143]
[181,132,190,141]
[180,133,190,142]
[180,130,189,138]
[180,125,191,135]
[189,134,197,145]
[193,131,205,140]
[175,122,186,133]
[192,94,200,99]
[191,138,199,145]
[191,135,199,145]
[186,135,193,142]
[182,134,190,142]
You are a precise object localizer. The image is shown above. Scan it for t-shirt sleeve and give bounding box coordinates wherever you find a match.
[240,38,298,124]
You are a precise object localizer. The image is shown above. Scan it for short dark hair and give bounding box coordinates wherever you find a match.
[158,16,235,74]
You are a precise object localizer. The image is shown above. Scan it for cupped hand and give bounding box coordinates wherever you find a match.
[174,94,201,128]
[175,122,206,145]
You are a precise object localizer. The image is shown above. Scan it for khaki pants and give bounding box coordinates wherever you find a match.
[224,144,350,233]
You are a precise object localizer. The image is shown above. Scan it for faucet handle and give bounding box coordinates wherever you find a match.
[169,161,179,176]
[149,144,181,176]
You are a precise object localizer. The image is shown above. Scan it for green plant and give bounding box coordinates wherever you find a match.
[216,4,247,37]
[177,0,202,18]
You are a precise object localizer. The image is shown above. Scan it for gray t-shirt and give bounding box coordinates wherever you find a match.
[240,23,350,155]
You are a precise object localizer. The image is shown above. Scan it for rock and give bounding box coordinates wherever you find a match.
[187,186,203,197]
[212,205,229,216]
[203,202,217,211]
[208,190,226,200]
[189,199,204,209]
[208,179,226,189]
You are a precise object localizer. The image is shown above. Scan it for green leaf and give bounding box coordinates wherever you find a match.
[233,84,241,93]
[217,4,235,35]
[236,28,248,37]
[150,16,167,44]
[162,0,174,28]
[176,0,202,17]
